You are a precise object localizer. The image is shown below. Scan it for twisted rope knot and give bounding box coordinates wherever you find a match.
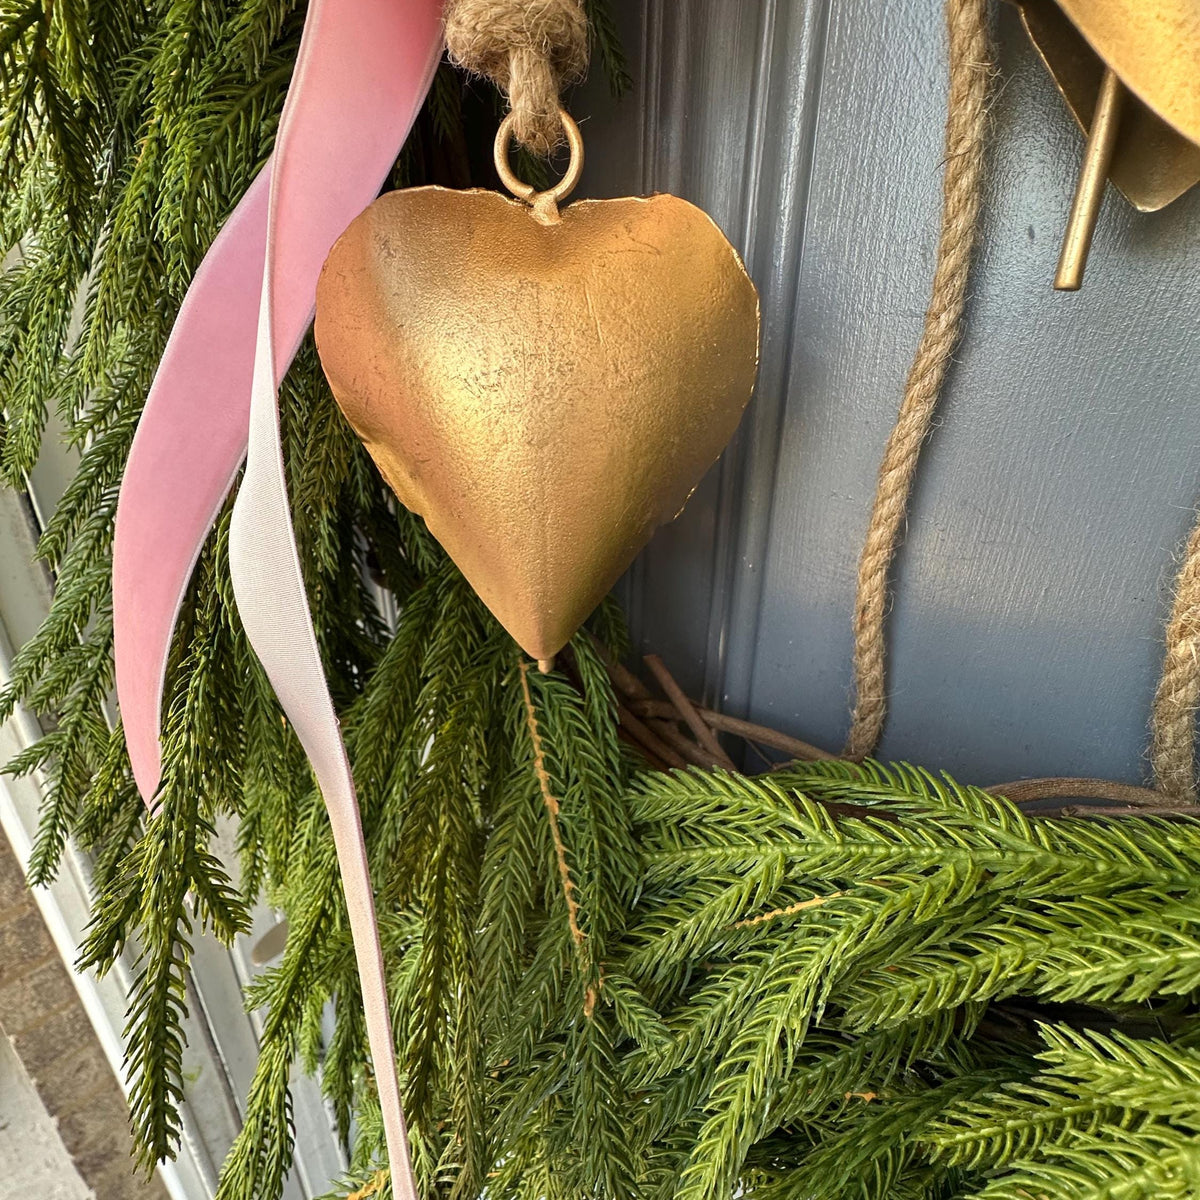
[445,0,588,156]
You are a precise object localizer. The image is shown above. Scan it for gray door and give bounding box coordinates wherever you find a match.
[575,0,1200,787]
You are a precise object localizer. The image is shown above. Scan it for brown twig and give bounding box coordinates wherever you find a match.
[1042,803,1200,820]
[985,777,1169,809]
[615,701,688,770]
[520,662,586,949]
[644,654,737,770]
[615,725,670,770]
[585,632,651,700]
[629,699,835,762]
[588,637,1189,822]
[692,710,836,762]
[580,635,710,761]
[646,718,724,769]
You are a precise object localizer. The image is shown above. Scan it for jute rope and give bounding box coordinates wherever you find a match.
[837,0,1199,796]
[1151,519,1200,805]
[844,0,992,759]
[444,0,588,155]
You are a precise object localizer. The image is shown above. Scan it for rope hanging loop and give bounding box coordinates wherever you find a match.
[844,0,992,759]
[445,0,589,156]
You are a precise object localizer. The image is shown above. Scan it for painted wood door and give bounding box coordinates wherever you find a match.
[575,0,1200,787]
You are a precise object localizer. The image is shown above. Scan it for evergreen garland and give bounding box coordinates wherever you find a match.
[1,5,1199,1200]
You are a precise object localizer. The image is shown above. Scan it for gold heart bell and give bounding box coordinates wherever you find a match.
[315,112,760,669]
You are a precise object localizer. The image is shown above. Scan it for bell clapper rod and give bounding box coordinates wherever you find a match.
[1054,67,1125,291]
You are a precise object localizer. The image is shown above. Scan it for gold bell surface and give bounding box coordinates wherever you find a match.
[1010,0,1200,288]
[314,114,759,665]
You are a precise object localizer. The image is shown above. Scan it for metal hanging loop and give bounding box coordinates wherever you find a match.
[494,108,585,224]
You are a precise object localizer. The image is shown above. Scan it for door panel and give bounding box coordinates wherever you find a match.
[577,0,1200,785]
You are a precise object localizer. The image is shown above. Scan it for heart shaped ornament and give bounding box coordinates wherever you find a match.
[315,115,759,664]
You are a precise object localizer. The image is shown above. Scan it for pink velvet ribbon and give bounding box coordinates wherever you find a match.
[112,1,444,1193]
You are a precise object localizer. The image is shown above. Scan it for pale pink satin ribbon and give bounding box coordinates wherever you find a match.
[113,1,444,1193]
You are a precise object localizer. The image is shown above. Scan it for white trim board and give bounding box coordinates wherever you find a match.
[0,485,346,1198]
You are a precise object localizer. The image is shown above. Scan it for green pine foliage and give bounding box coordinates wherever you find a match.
[2,4,1200,1200]
[927,1026,1200,1199]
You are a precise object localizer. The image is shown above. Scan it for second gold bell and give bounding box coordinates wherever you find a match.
[1011,0,1200,289]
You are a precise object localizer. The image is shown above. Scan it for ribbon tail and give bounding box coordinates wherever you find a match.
[228,1,443,1195]
[114,164,272,803]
